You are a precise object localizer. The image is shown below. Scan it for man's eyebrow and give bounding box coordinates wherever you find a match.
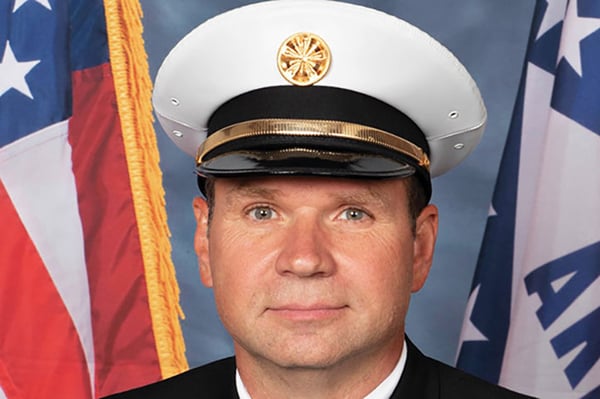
[224,183,282,204]
[330,188,391,208]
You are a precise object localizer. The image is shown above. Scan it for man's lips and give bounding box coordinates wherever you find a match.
[266,305,348,321]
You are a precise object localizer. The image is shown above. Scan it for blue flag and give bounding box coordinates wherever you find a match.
[457,0,600,397]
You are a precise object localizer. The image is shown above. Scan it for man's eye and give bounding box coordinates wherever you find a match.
[249,207,275,220]
[340,208,367,221]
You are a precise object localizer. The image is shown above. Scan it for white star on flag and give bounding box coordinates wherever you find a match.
[536,0,568,40]
[558,0,600,76]
[460,285,488,343]
[12,0,52,12]
[0,41,40,99]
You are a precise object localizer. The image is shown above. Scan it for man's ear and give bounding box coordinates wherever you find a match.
[193,197,213,287]
[411,204,438,292]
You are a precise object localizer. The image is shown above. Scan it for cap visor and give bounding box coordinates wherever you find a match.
[197,150,416,178]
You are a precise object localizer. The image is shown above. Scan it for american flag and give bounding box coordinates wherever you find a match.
[0,0,186,397]
[457,0,600,397]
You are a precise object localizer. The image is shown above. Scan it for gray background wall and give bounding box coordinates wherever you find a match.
[140,0,536,368]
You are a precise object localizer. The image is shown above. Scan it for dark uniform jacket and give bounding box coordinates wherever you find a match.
[104,339,534,398]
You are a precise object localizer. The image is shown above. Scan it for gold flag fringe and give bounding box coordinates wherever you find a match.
[103,0,188,378]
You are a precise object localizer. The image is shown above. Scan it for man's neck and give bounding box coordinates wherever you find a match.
[235,339,406,399]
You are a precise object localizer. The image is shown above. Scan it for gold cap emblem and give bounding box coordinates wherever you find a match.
[277,32,331,86]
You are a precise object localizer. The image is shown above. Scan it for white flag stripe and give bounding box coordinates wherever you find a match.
[0,120,95,396]
[523,110,600,266]
[512,62,554,298]
[516,105,600,277]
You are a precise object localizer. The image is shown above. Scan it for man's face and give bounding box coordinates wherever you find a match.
[193,176,437,372]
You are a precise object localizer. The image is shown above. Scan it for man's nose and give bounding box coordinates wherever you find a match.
[275,213,335,278]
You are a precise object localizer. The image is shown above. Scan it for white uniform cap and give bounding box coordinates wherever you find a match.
[153,0,487,199]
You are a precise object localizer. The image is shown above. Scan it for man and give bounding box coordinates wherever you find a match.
[106,1,533,398]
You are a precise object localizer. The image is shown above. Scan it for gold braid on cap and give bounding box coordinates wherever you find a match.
[196,119,430,170]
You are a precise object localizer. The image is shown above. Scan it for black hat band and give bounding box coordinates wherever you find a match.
[204,86,430,160]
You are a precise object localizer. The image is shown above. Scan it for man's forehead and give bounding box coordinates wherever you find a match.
[215,175,408,204]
